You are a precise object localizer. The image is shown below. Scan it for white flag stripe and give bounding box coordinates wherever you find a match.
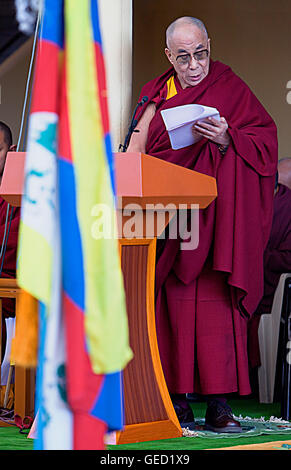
[23,112,73,450]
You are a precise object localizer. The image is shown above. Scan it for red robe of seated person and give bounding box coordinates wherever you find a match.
[248,183,291,368]
[135,60,278,396]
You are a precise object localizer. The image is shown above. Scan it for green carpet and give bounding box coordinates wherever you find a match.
[0,426,33,450]
[108,398,291,450]
[0,398,290,450]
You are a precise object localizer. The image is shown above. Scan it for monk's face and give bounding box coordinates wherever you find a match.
[165,24,210,88]
[0,130,9,179]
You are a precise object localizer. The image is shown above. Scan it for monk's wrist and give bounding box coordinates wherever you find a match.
[216,132,230,154]
[217,143,229,156]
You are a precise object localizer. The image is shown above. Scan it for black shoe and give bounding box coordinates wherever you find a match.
[172,400,195,430]
[186,393,200,402]
[204,400,242,433]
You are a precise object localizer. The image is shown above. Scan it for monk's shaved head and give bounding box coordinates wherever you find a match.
[164,16,210,88]
[0,121,12,149]
[278,157,291,190]
[166,17,208,48]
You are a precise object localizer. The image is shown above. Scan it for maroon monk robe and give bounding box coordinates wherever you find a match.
[248,183,291,368]
[135,60,278,395]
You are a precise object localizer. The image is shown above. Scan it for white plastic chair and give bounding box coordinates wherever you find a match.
[258,273,291,403]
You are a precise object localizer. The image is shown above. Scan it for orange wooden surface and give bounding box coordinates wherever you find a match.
[116,208,177,238]
[117,238,181,444]
[116,420,182,445]
[115,152,217,209]
[145,238,180,430]
[0,152,25,207]
[0,152,217,210]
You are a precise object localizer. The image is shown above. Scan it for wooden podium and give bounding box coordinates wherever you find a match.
[0,151,217,444]
[113,152,216,444]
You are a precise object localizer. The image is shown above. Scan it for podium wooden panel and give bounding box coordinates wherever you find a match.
[115,238,181,444]
[112,152,216,444]
[0,151,217,443]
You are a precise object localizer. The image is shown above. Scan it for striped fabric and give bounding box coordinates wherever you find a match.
[17,0,132,449]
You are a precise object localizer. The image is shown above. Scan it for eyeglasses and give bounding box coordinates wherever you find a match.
[175,49,209,67]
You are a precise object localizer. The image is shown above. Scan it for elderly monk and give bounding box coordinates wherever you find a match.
[0,122,20,360]
[127,17,278,432]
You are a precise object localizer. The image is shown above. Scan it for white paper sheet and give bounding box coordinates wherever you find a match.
[161,104,220,150]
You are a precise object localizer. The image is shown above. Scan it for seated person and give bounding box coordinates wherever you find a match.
[0,121,20,361]
[248,159,291,373]
[278,157,291,191]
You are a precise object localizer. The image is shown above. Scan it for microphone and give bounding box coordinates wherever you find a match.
[119,96,149,152]
[140,96,149,105]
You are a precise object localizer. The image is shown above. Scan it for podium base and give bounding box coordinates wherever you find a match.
[118,238,182,444]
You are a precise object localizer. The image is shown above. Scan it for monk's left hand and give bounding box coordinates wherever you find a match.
[193,116,230,146]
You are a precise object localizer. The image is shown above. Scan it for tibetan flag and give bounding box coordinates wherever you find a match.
[17,0,73,450]
[17,0,132,450]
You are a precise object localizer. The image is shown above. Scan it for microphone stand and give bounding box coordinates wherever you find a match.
[119,97,148,152]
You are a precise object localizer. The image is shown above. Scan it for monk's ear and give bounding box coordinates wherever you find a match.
[9,144,17,152]
[207,38,211,54]
[165,48,173,65]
